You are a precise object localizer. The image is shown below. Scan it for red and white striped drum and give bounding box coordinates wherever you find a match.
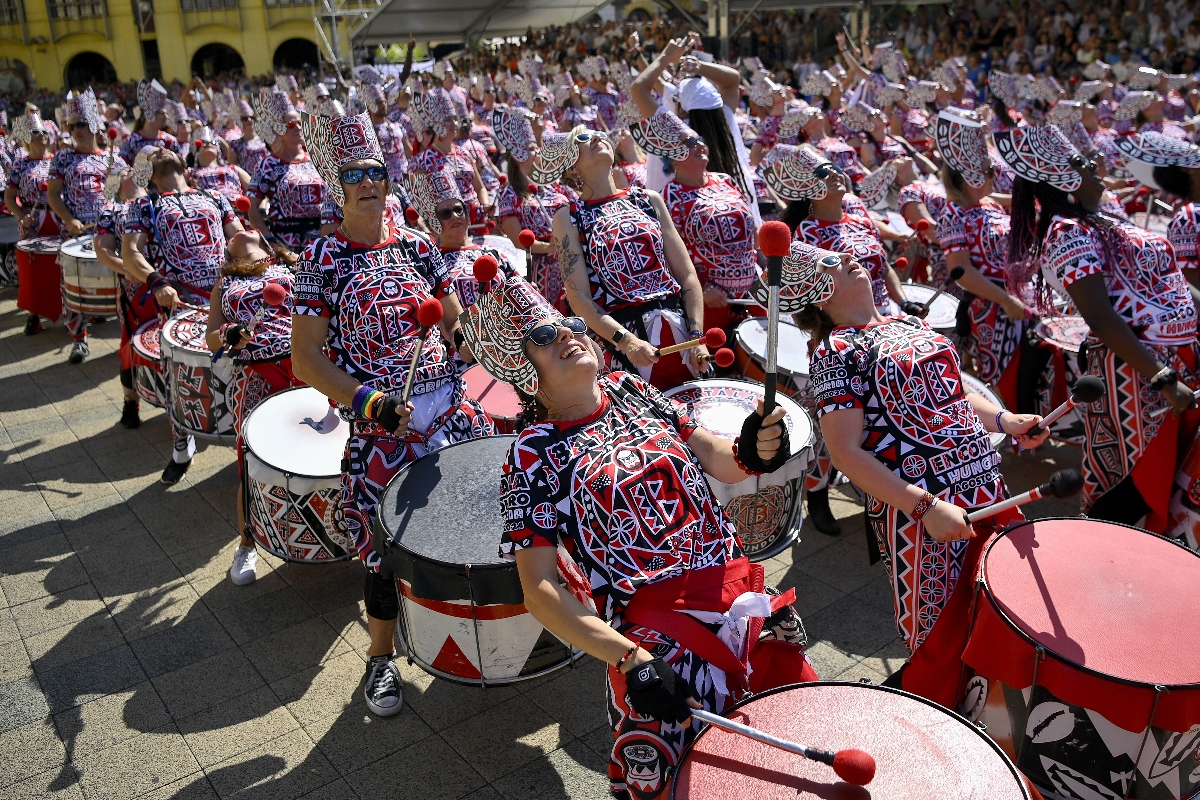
[959,518,1200,800]
[16,236,63,321]
[131,319,167,409]
[463,364,521,435]
[160,307,237,442]
[674,682,1034,799]
[58,235,118,315]
[664,380,814,561]
[242,387,353,562]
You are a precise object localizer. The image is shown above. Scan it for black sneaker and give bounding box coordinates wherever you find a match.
[119,400,141,429]
[807,488,842,536]
[363,654,403,717]
[23,315,41,336]
[160,458,191,485]
[67,339,89,364]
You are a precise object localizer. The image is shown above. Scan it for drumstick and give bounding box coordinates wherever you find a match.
[401,297,444,406]
[965,468,1084,522]
[759,220,792,415]
[713,347,735,368]
[691,708,876,786]
[212,281,288,362]
[1026,375,1106,437]
[917,266,966,314]
[526,184,555,227]
[657,328,725,356]
[1150,401,1199,420]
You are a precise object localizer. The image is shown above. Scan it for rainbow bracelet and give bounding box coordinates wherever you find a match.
[352,386,384,419]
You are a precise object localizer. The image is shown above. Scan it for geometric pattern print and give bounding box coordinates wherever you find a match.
[442,244,515,310]
[499,372,742,623]
[462,274,561,395]
[405,168,462,234]
[7,156,51,207]
[127,190,234,291]
[630,107,690,161]
[993,127,1082,192]
[1116,130,1200,168]
[247,476,351,561]
[119,130,184,165]
[965,293,1023,387]
[762,144,829,201]
[191,165,245,201]
[246,154,327,247]
[1168,202,1200,270]
[490,107,536,162]
[299,111,384,206]
[530,132,580,186]
[936,198,1011,281]
[413,146,483,223]
[164,315,238,439]
[64,87,101,133]
[800,211,890,311]
[137,78,169,120]
[663,173,757,298]
[569,188,681,310]
[50,150,119,226]
[812,136,866,185]
[935,111,988,188]
[496,182,574,306]
[218,263,294,363]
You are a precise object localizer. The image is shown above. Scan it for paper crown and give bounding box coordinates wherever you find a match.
[749,240,839,310]
[762,144,831,201]
[405,168,462,234]
[935,110,988,189]
[630,106,691,161]
[993,126,1082,192]
[137,79,169,120]
[529,132,580,185]
[490,106,536,162]
[64,88,101,134]
[299,111,385,206]
[460,275,562,395]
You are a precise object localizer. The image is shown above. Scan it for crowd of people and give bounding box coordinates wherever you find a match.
[4,3,1200,797]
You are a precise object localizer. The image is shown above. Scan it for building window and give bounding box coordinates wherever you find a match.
[180,0,236,9]
[46,0,104,19]
[0,0,24,24]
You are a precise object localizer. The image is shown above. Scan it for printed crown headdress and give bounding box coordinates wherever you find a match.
[989,71,1020,108]
[405,168,463,234]
[460,275,562,395]
[299,111,385,206]
[749,240,839,309]
[993,126,1082,192]
[529,132,579,185]
[935,110,988,188]
[629,106,691,161]
[490,106,536,162]
[137,79,169,120]
[762,144,831,200]
[65,88,101,134]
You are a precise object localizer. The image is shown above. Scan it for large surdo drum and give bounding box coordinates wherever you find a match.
[903,283,961,335]
[160,307,237,442]
[58,235,118,315]
[959,518,1200,800]
[131,320,168,409]
[732,317,812,394]
[673,681,1034,799]
[664,380,814,561]
[16,236,62,321]
[374,436,584,686]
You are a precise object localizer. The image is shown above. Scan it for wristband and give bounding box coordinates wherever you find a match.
[1151,366,1178,390]
[995,410,1006,435]
[911,491,938,521]
[616,644,638,671]
[144,271,168,292]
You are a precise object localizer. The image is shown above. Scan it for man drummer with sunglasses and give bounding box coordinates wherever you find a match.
[291,112,493,719]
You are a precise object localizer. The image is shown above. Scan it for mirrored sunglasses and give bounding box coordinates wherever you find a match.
[435,202,466,221]
[527,316,588,346]
[573,131,608,143]
[340,165,389,184]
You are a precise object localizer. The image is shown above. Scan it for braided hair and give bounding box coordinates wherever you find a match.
[684,107,753,201]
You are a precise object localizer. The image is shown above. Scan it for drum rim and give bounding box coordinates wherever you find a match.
[980,515,1200,690]
[242,386,348,481]
[671,680,1032,800]
[733,317,811,379]
[373,434,518,571]
[665,377,817,456]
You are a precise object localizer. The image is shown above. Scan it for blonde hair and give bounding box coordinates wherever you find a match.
[222,243,298,277]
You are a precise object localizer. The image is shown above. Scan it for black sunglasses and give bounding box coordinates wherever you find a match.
[527,316,587,346]
[70,120,90,130]
[813,163,844,179]
[435,202,466,221]
[340,165,388,184]
[683,135,706,150]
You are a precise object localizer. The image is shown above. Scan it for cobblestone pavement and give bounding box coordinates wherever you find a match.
[0,289,1083,800]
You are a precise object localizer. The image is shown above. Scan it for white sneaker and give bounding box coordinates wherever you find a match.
[229,545,258,585]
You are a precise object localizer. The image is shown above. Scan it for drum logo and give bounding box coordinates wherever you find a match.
[615,731,674,797]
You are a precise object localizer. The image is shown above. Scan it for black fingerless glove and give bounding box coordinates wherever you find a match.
[737,410,792,474]
[900,300,925,316]
[374,396,406,435]
[224,324,249,347]
[624,657,692,724]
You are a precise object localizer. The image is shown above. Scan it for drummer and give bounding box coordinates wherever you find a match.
[48,88,123,365]
[1135,131,1200,290]
[191,127,250,202]
[120,145,243,485]
[538,127,710,390]
[460,272,813,799]
[411,89,490,228]
[93,157,151,429]
[1001,126,1200,532]
[204,229,301,586]
[246,91,327,252]
[120,80,185,164]
[4,109,58,336]
[796,239,1050,702]
[290,111,493,718]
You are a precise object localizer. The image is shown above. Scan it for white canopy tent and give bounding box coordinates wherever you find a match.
[351,0,611,47]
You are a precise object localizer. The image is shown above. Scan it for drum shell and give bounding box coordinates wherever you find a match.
[160,311,237,442]
[732,317,812,396]
[16,238,63,320]
[463,364,520,435]
[243,450,351,562]
[58,237,118,315]
[131,320,168,409]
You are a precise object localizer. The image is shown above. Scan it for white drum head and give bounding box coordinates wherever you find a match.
[60,235,97,260]
[734,318,812,378]
[17,236,62,254]
[962,374,1007,449]
[243,387,350,479]
[903,284,960,331]
[665,379,814,458]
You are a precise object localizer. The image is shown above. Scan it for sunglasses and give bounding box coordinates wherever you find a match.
[527,316,588,346]
[435,202,466,221]
[683,135,706,150]
[285,121,300,130]
[70,121,90,130]
[574,131,608,143]
[813,163,843,179]
[340,165,389,184]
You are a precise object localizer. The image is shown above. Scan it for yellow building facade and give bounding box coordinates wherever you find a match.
[0,0,340,92]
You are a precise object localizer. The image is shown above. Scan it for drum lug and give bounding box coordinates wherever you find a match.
[972,720,988,733]
[857,677,875,685]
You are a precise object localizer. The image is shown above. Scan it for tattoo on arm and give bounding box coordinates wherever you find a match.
[557,235,580,280]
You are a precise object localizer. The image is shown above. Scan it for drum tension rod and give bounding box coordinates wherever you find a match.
[1129,685,1168,800]
[1015,646,1046,766]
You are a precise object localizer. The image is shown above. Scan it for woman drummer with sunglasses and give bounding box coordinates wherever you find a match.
[291,112,493,720]
[246,95,328,252]
[538,126,710,391]
[457,274,813,800]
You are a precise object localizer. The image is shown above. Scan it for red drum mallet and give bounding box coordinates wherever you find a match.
[1026,375,1106,437]
[657,327,725,356]
[965,468,1084,522]
[211,280,287,362]
[758,220,793,415]
[690,708,877,786]
[401,298,445,405]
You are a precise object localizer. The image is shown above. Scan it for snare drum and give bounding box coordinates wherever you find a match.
[463,364,520,435]
[664,380,814,560]
[960,518,1200,800]
[131,320,168,409]
[1031,315,1091,445]
[160,308,237,442]
[58,235,118,315]
[242,387,352,562]
[903,283,961,334]
[16,236,63,321]
[375,436,584,686]
[674,682,1033,800]
[732,318,812,395]
[962,373,1009,450]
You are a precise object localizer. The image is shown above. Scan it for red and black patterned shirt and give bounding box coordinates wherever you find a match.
[247,153,327,249]
[118,130,183,165]
[439,243,517,308]
[192,164,244,201]
[799,196,891,311]
[499,371,742,622]
[663,173,758,299]
[570,187,681,311]
[936,197,1011,282]
[218,261,294,362]
[232,138,269,177]
[413,144,481,211]
[1169,202,1200,272]
[50,149,126,226]
[375,120,408,180]
[124,189,236,292]
[292,227,457,412]
[6,154,51,207]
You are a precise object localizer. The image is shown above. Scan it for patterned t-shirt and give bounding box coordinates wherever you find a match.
[812,137,865,184]
[6,155,51,206]
[218,261,294,362]
[292,226,457,410]
[810,315,1005,506]
[375,120,408,181]
[50,149,128,226]
[118,130,183,164]
[413,145,481,210]
[663,173,758,299]
[1169,202,1200,271]
[897,179,948,222]
[753,114,799,149]
[936,197,1010,282]
[499,371,742,622]
[570,187,681,311]
[1040,216,1197,346]
[232,138,269,177]
[458,136,499,194]
[248,153,326,249]
[799,200,891,311]
[620,161,648,189]
[192,164,244,201]
[124,189,236,292]
[96,199,142,303]
[583,88,620,131]
[439,244,517,308]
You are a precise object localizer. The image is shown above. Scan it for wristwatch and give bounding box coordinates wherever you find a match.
[1151,366,1178,390]
[612,328,627,345]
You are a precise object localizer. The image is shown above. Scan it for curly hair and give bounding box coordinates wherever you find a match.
[221,243,298,277]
